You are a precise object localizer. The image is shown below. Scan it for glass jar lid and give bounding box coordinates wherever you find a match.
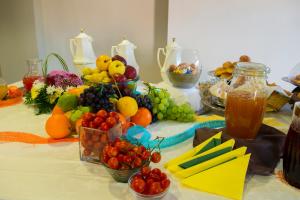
[234,62,270,77]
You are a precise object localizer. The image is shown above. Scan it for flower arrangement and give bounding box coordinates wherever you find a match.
[24,53,83,114]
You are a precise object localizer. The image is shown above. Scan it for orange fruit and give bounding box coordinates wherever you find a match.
[52,105,64,115]
[117,96,138,117]
[131,107,152,127]
[7,86,22,98]
[75,118,83,134]
[45,114,71,139]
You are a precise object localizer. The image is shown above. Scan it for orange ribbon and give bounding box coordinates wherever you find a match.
[0,96,23,108]
[0,132,78,144]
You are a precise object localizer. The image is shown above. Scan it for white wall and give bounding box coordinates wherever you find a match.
[0,0,38,83]
[168,0,300,90]
[33,0,168,83]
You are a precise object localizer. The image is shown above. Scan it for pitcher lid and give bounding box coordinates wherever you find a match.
[166,38,181,50]
[74,29,93,40]
[118,38,136,48]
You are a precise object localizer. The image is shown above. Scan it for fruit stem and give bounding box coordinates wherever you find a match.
[112,77,122,98]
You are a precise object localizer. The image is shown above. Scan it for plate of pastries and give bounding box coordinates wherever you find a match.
[208,55,251,80]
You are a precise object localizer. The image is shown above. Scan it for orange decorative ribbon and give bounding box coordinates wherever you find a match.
[0,132,78,144]
[0,96,23,108]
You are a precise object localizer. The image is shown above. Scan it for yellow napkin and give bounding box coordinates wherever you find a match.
[182,154,251,200]
[168,139,235,173]
[174,147,247,179]
[164,132,222,168]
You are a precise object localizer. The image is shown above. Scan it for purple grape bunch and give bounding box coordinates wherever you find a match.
[79,84,116,112]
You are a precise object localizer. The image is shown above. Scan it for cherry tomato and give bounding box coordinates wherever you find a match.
[113,137,121,145]
[101,154,109,163]
[82,112,94,121]
[107,157,119,169]
[107,147,118,157]
[89,121,98,129]
[151,152,161,163]
[141,150,151,161]
[139,146,146,153]
[149,172,161,181]
[117,154,124,163]
[91,134,99,142]
[123,155,132,164]
[83,149,91,156]
[161,179,170,189]
[100,133,108,143]
[160,172,167,180]
[106,117,117,127]
[82,120,89,127]
[115,140,128,151]
[97,110,108,118]
[152,168,161,176]
[141,166,151,177]
[109,111,119,120]
[131,178,146,193]
[149,182,163,195]
[120,164,130,170]
[93,117,104,126]
[133,157,143,168]
[102,145,110,154]
[100,122,110,131]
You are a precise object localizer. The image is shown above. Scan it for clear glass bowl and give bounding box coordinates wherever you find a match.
[166,49,202,88]
[79,123,122,164]
[128,172,170,200]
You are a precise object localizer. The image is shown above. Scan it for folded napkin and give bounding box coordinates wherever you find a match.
[193,124,286,175]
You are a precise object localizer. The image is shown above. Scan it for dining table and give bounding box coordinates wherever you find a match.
[0,81,299,200]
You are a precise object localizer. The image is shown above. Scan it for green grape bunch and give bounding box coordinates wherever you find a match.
[144,83,195,122]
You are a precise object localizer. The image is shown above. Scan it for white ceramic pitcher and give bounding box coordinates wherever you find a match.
[111,39,140,74]
[70,29,96,65]
[157,38,181,83]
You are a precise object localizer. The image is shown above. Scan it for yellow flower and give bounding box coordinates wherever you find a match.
[49,93,60,104]
[31,87,40,100]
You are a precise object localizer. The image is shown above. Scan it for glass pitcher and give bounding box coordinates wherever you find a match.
[283,102,300,188]
[0,66,8,100]
[225,62,269,139]
[23,59,42,92]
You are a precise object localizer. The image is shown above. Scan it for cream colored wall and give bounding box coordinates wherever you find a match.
[33,0,168,83]
[0,0,38,83]
[168,0,300,90]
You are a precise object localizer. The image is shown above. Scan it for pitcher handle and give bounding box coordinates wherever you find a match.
[69,39,76,57]
[157,48,166,69]
[111,46,118,57]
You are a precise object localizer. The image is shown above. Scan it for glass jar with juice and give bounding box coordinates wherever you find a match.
[23,59,42,92]
[283,102,300,188]
[225,62,269,139]
[0,66,8,100]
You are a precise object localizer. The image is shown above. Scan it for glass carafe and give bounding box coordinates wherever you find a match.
[23,59,42,92]
[283,102,300,188]
[0,66,8,100]
[225,62,269,139]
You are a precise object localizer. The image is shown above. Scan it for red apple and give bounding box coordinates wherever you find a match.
[113,73,127,82]
[112,55,127,66]
[124,65,137,80]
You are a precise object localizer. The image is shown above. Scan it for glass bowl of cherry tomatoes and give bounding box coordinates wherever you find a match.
[79,111,122,164]
[102,139,162,183]
[128,167,171,200]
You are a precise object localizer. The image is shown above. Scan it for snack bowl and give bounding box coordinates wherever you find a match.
[128,172,170,200]
[104,161,150,183]
[168,72,201,89]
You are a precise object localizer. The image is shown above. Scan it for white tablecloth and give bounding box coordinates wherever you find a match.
[0,84,299,200]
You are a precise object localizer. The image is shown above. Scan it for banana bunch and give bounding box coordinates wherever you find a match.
[82,67,111,83]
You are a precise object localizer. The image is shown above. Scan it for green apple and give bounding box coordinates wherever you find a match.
[108,60,126,76]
